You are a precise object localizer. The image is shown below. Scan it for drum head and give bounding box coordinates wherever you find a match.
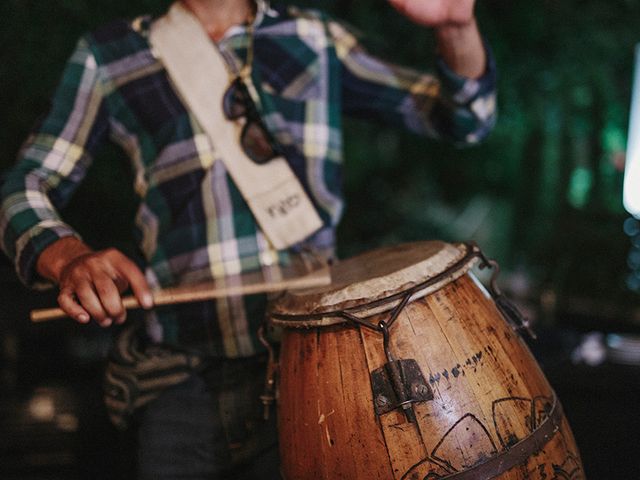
[271,241,476,320]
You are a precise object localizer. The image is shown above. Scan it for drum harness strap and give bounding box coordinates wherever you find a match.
[437,392,565,479]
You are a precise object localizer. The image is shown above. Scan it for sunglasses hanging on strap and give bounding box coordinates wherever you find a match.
[223,76,283,165]
[150,2,322,249]
[221,19,283,165]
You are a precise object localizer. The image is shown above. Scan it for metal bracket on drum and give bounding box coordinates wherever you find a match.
[258,324,279,420]
[371,359,433,419]
[476,249,537,340]
[369,321,434,423]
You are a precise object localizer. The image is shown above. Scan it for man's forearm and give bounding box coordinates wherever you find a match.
[435,18,486,79]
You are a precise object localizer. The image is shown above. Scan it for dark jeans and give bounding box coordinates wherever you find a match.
[136,355,280,479]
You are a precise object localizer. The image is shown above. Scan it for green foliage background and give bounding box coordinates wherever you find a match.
[1,0,638,326]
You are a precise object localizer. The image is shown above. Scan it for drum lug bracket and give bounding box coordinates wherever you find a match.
[476,248,537,341]
[371,359,433,417]
[258,324,279,421]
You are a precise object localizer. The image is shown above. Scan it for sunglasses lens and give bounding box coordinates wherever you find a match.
[242,120,277,164]
[223,77,280,164]
[223,80,247,119]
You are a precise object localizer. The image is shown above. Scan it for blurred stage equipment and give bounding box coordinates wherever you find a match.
[607,333,640,365]
[624,44,640,218]
[625,217,640,292]
[572,330,640,367]
[625,45,640,293]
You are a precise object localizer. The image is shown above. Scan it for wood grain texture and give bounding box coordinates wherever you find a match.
[274,246,585,480]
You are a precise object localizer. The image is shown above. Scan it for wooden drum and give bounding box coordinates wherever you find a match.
[269,241,585,480]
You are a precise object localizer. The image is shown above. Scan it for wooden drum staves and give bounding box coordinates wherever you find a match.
[269,241,585,480]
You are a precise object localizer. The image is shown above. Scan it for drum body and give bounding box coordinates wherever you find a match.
[270,241,585,480]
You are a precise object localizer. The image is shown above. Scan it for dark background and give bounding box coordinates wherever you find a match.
[1,0,639,478]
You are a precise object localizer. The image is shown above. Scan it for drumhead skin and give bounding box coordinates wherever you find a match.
[272,241,585,480]
[271,241,476,322]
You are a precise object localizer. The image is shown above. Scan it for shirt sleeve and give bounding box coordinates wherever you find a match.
[327,18,497,145]
[0,36,110,289]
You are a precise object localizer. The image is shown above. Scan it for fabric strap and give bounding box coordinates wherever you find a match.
[149,2,322,249]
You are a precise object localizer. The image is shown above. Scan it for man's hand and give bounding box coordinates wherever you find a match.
[387,0,476,28]
[388,0,485,79]
[37,237,153,327]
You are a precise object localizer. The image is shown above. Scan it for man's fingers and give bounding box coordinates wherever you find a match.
[55,248,152,325]
[386,0,475,27]
[93,273,127,324]
[387,0,407,13]
[113,254,153,309]
[58,288,90,324]
[75,282,112,327]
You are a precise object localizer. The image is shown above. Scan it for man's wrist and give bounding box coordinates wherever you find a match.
[36,237,93,283]
[434,17,478,39]
[435,18,486,79]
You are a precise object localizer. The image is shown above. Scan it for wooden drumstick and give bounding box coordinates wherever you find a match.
[30,265,331,323]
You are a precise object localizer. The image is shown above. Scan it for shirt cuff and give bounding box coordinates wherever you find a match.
[435,39,497,105]
[14,221,81,289]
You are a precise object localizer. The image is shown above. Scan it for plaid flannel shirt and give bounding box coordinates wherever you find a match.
[0,2,496,357]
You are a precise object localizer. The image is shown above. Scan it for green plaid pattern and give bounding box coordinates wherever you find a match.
[0,2,496,357]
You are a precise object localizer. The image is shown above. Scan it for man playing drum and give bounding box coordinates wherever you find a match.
[0,0,496,477]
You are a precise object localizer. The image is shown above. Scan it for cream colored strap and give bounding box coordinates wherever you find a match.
[149,2,322,249]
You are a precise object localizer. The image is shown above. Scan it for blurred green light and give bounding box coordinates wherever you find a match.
[567,166,593,208]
